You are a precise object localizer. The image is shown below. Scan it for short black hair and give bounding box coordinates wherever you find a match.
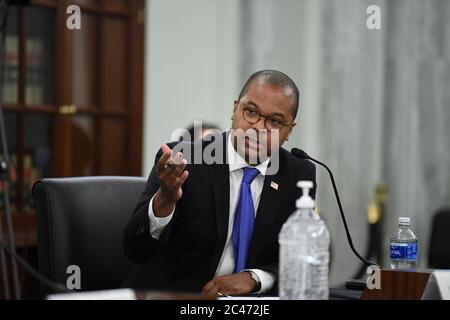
[238,70,300,120]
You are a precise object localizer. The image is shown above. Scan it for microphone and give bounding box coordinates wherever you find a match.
[291,148,379,268]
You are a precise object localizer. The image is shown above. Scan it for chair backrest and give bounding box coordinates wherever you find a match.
[32,176,146,296]
[428,208,450,269]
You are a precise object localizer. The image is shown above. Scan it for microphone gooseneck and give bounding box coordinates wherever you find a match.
[291,148,380,268]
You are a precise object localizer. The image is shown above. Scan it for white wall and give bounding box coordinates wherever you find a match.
[272,0,322,158]
[143,0,242,175]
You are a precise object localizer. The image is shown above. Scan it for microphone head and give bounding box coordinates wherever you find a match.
[291,148,309,159]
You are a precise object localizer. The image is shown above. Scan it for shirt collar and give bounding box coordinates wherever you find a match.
[226,130,271,176]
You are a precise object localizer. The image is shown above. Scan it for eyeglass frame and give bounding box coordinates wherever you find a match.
[235,101,296,130]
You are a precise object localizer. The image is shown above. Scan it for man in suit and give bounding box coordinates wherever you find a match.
[123,70,316,296]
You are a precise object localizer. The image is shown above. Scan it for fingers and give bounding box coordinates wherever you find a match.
[202,280,216,294]
[157,144,172,172]
[208,285,220,296]
[157,145,186,178]
[161,154,187,183]
[156,144,190,201]
[173,170,189,189]
[217,283,232,296]
[202,278,230,296]
[161,143,171,154]
[203,284,219,296]
[169,158,187,180]
[202,274,254,296]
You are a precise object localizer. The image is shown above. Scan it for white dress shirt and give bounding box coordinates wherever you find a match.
[147,133,276,293]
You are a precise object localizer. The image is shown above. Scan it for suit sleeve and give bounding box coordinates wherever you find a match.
[257,160,317,295]
[123,147,178,264]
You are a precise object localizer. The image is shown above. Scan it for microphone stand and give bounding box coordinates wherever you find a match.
[291,148,380,269]
[0,0,21,299]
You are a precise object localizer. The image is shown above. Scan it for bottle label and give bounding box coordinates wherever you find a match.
[390,242,418,261]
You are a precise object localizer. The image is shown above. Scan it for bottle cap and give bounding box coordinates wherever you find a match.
[399,217,411,225]
[296,181,315,209]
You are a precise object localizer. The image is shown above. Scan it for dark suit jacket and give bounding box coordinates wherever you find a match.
[122,132,316,294]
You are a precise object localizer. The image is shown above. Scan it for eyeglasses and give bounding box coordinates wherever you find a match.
[237,101,295,130]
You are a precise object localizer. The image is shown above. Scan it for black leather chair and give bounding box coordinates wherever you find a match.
[428,208,450,269]
[32,176,146,297]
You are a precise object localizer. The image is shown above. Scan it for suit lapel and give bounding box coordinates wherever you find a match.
[208,132,230,272]
[247,170,283,266]
[209,163,230,248]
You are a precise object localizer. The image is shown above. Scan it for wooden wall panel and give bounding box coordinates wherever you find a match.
[97,118,126,175]
[100,17,129,112]
[71,116,95,176]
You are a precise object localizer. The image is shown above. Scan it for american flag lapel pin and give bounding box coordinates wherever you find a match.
[270,181,279,190]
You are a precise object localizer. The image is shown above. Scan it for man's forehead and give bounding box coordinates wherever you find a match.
[254,77,294,96]
[244,81,294,108]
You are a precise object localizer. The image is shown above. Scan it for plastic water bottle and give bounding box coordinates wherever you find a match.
[278,181,330,300]
[389,217,418,270]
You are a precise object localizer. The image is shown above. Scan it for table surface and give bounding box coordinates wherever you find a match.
[47,287,363,300]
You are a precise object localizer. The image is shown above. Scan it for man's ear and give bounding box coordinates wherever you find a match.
[231,101,238,120]
[287,124,296,140]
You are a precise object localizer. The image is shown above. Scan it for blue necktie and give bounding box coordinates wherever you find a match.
[232,167,260,272]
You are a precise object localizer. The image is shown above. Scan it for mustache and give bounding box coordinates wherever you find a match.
[235,129,269,141]
[231,128,279,152]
